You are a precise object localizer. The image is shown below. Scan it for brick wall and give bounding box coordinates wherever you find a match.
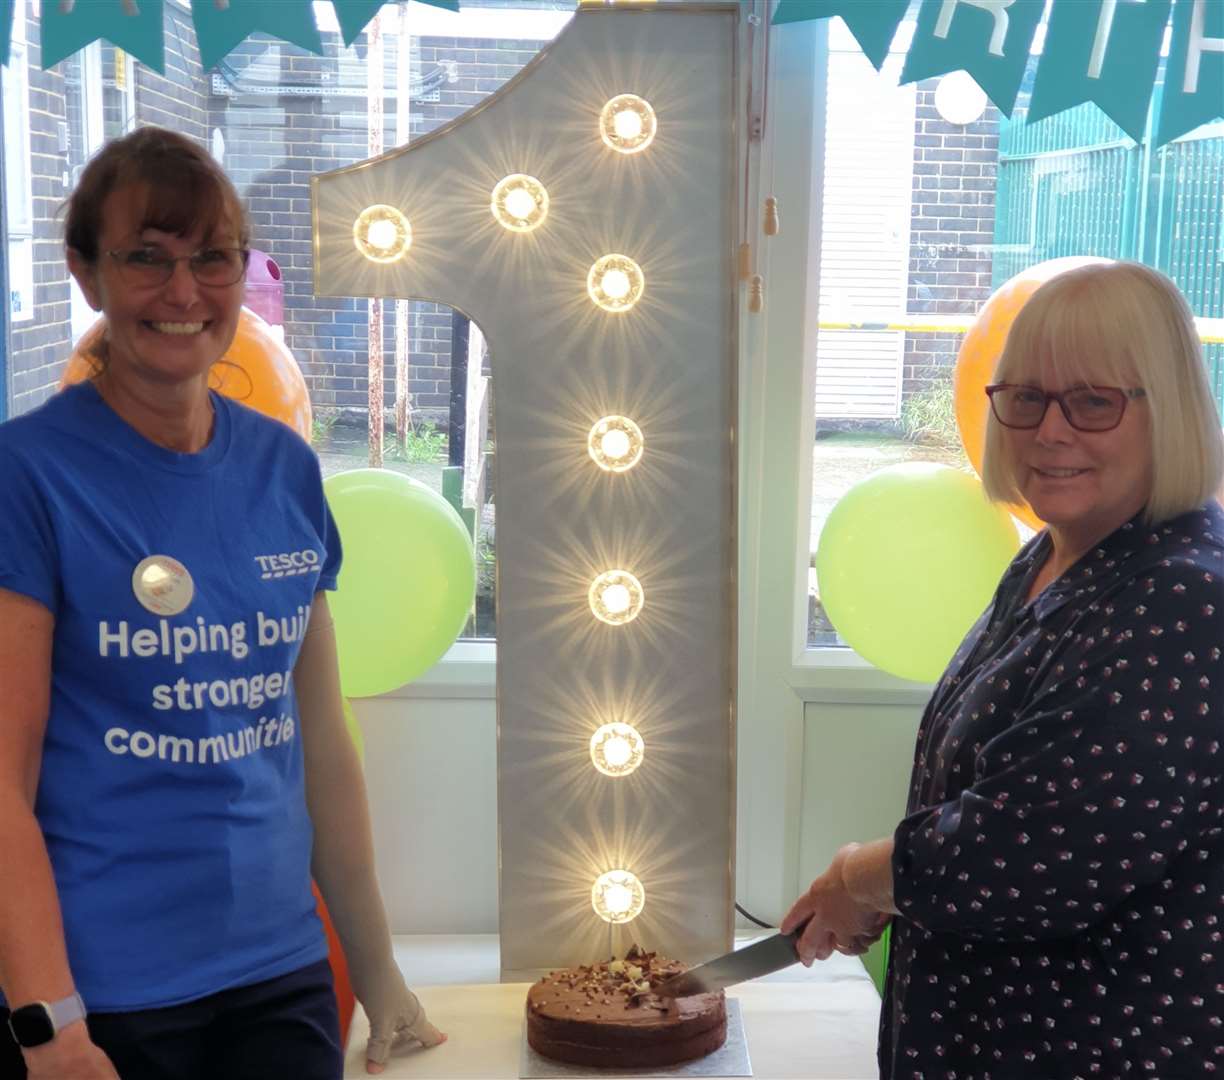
[903,78,1000,400]
[9,6,213,415]
[7,10,542,420]
[9,14,72,414]
[139,6,209,140]
[8,18,998,421]
[211,29,542,418]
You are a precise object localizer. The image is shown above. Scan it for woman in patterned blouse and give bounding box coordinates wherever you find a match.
[782,262,1224,1079]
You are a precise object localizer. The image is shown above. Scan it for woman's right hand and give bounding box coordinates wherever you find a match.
[22,1022,120,1079]
[781,844,891,965]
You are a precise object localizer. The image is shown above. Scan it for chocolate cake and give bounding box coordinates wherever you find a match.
[525,945,727,1068]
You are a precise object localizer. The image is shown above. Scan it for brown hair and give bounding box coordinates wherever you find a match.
[65,125,249,263]
[64,126,250,374]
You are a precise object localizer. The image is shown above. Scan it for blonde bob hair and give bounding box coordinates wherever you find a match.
[982,261,1224,525]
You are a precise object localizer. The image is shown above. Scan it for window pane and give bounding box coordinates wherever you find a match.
[2,39,32,234]
[101,46,136,140]
[2,0,575,644]
[2,7,34,328]
[807,18,1224,649]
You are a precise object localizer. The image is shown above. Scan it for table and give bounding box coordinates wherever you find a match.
[343,937,881,1079]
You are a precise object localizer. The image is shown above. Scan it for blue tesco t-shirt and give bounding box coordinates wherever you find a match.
[0,382,342,1010]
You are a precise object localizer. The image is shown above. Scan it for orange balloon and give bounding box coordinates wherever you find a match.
[60,307,313,442]
[953,257,1111,531]
[312,880,356,1046]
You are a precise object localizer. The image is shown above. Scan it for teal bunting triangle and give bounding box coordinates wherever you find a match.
[192,0,324,72]
[899,0,1044,118]
[40,0,165,73]
[1155,0,1224,147]
[330,0,387,46]
[1026,0,1170,144]
[772,0,908,71]
[0,0,12,66]
[332,0,459,48]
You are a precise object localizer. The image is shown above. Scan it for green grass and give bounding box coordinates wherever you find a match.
[311,407,339,445]
[386,421,448,464]
[899,379,958,445]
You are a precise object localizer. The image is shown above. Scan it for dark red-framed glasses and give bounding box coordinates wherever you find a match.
[984,383,1146,433]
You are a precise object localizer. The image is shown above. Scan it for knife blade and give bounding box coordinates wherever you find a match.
[654,918,809,998]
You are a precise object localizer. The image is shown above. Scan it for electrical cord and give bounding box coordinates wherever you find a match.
[735,902,775,930]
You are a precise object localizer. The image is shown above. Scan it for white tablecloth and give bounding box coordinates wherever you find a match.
[343,938,881,1079]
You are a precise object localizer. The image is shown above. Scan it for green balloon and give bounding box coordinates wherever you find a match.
[815,463,1020,683]
[324,469,476,697]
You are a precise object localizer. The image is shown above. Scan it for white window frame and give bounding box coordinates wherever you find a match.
[753,20,931,697]
[731,18,933,921]
[112,47,137,135]
[3,2,34,323]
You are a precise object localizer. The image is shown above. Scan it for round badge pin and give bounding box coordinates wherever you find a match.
[132,555,195,616]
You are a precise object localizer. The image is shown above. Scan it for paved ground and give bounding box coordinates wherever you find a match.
[314,426,446,493]
[810,431,969,552]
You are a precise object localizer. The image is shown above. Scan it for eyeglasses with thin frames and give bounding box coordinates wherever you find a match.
[106,247,250,288]
[985,383,1146,433]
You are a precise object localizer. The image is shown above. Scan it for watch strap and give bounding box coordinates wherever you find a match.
[45,991,87,1032]
[8,991,87,1046]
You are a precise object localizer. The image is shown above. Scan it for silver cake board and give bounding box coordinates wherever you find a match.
[520,999,751,1078]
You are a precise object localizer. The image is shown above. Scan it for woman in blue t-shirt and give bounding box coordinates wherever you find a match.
[0,126,443,1079]
[781,262,1224,1078]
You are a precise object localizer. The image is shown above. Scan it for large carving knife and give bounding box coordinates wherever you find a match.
[654,919,809,998]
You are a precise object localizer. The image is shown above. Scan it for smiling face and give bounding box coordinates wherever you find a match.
[983,261,1224,538]
[67,183,245,389]
[1001,376,1154,550]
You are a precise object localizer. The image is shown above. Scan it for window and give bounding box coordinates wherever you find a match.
[0,0,575,644]
[2,3,33,324]
[806,16,1224,651]
[63,43,137,342]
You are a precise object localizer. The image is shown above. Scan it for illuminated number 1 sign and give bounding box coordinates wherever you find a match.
[312,1,737,978]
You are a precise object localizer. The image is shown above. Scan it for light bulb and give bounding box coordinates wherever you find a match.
[490,173,549,233]
[587,254,644,313]
[588,569,644,625]
[588,416,644,473]
[591,869,646,924]
[590,722,645,777]
[603,584,631,614]
[601,269,630,300]
[367,219,396,249]
[602,430,629,458]
[504,188,535,220]
[600,94,657,154]
[352,204,412,264]
[606,883,632,911]
[605,737,631,766]
[613,109,642,140]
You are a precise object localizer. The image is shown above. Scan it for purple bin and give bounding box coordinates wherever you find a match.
[242,249,283,328]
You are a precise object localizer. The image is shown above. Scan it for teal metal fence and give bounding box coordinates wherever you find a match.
[996,98,1224,414]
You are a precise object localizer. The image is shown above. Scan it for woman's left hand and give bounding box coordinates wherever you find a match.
[359,965,447,1075]
[780,843,890,965]
[293,597,448,1073]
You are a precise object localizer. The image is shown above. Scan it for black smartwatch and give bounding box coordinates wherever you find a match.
[7,992,86,1048]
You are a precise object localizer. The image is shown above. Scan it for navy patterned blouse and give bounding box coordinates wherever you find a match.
[881,503,1224,1079]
